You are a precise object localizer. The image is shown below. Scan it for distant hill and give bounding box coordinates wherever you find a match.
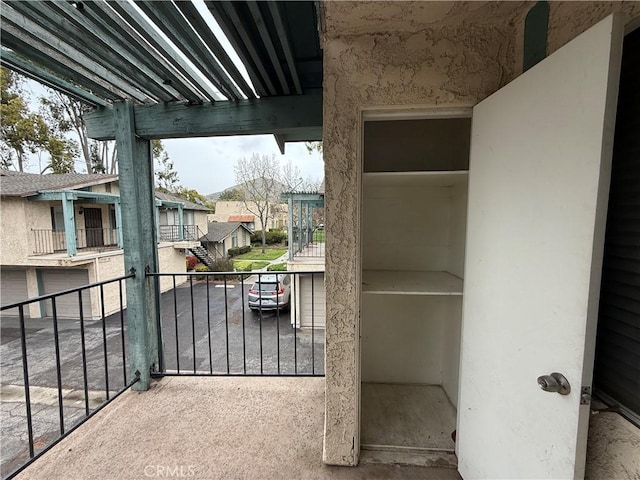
[207,179,287,202]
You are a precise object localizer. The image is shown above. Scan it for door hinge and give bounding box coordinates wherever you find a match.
[580,386,592,405]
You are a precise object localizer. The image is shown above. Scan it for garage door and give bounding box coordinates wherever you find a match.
[41,269,91,319]
[299,273,325,328]
[0,269,28,307]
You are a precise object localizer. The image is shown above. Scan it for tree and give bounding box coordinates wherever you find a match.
[40,89,116,173]
[0,68,51,171]
[41,136,77,173]
[217,188,244,201]
[305,141,322,154]
[1,68,78,172]
[153,139,179,192]
[234,153,283,253]
[174,186,215,211]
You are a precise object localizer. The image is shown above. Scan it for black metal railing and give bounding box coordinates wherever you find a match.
[158,225,204,242]
[147,270,325,377]
[0,273,137,480]
[32,229,119,255]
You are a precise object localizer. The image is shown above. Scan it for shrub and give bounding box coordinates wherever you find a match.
[228,245,251,257]
[266,263,287,271]
[209,258,236,280]
[195,265,209,280]
[186,255,197,271]
[252,229,287,245]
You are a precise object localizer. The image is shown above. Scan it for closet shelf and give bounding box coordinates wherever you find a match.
[363,171,468,188]
[362,270,463,295]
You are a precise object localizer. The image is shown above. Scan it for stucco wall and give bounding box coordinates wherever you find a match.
[321,0,640,466]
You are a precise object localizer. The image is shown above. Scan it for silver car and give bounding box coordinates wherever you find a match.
[247,274,291,312]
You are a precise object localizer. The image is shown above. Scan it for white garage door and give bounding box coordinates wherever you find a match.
[299,273,325,328]
[0,269,28,307]
[42,269,91,319]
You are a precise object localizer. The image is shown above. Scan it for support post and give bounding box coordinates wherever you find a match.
[154,205,161,244]
[62,192,77,256]
[288,195,294,261]
[114,101,160,391]
[115,201,123,248]
[297,200,303,254]
[177,204,184,240]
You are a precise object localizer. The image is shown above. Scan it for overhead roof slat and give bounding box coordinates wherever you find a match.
[43,1,183,102]
[107,0,222,103]
[0,0,322,148]
[1,5,152,103]
[246,1,289,95]
[207,1,274,96]
[1,27,128,101]
[7,1,174,103]
[137,0,241,100]
[174,0,256,99]
[268,2,302,95]
[0,50,109,107]
[84,1,207,103]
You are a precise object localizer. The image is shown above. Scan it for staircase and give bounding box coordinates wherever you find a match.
[182,226,215,268]
[189,244,215,268]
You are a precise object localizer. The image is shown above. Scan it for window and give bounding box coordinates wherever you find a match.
[50,206,65,232]
[184,210,195,225]
[242,229,247,245]
[232,233,238,248]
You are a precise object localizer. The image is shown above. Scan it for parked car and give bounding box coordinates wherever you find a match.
[248,274,291,312]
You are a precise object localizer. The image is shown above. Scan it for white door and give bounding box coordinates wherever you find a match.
[458,15,624,479]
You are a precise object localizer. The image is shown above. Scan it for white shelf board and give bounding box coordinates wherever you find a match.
[362,270,463,295]
[363,171,468,188]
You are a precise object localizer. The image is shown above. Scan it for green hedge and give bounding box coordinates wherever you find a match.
[228,245,251,257]
[250,229,287,245]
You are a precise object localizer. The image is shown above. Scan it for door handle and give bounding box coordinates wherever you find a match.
[537,373,571,395]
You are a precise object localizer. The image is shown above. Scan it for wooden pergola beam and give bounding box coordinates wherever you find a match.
[85,94,322,141]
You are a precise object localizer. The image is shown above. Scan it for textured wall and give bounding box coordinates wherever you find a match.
[321,0,640,466]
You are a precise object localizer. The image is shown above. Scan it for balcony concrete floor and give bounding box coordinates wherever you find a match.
[16,377,461,480]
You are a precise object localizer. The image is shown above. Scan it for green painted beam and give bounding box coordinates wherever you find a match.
[0,6,151,102]
[247,1,289,95]
[107,0,220,102]
[33,190,121,203]
[207,1,275,96]
[287,195,294,261]
[174,0,256,99]
[1,30,125,101]
[8,1,172,103]
[524,1,549,72]
[268,2,302,95]
[84,1,203,103]
[114,101,160,391]
[84,94,322,141]
[61,192,77,256]
[274,134,286,155]
[138,0,241,100]
[0,51,108,107]
[280,192,324,202]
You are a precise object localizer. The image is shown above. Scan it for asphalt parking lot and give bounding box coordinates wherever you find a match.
[0,278,324,477]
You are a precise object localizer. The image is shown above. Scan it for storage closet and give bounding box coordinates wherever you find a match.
[360,116,471,458]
